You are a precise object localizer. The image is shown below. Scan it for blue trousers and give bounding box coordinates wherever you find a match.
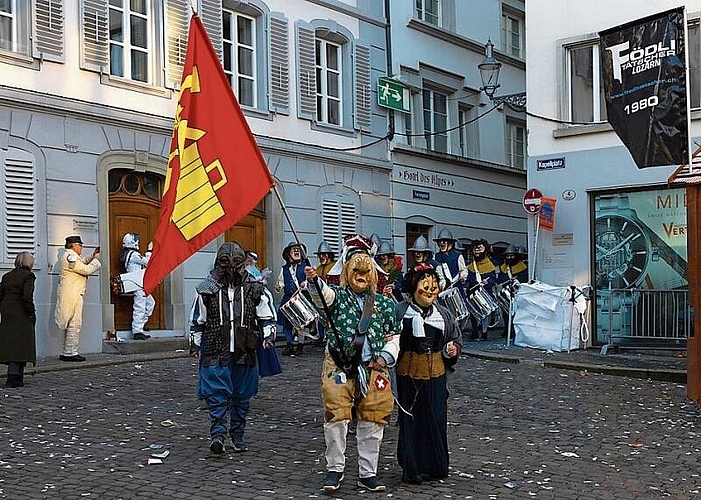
[198,357,259,439]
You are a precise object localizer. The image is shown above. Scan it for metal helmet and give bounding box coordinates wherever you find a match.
[315,241,336,257]
[282,241,307,262]
[122,232,140,250]
[377,240,395,257]
[370,233,382,249]
[433,228,456,243]
[408,235,431,252]
[505,244,518,255]
[517,245,528,256]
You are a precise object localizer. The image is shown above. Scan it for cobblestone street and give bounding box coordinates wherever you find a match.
[1,345,700,499]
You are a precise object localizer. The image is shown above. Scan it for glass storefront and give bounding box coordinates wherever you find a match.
[594,187,689,344]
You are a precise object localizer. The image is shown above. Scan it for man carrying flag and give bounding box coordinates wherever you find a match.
[145,14,275,454]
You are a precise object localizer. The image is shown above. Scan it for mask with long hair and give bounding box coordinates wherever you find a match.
[340,251,377,294]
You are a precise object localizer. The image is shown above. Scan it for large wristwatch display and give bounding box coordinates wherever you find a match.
[594,193,688,345]
[595,194,687,290]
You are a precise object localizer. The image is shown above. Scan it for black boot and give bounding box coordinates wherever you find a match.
[5,374,23,388]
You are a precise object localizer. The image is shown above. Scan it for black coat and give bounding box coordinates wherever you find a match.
[0,268,36,364]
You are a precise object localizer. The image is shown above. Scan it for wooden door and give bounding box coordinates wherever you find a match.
[225,203,267,269]
[108,171,165,331]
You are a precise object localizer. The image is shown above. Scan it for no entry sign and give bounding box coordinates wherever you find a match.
[523,188,543,214]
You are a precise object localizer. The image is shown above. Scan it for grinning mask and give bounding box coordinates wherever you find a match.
[414,273,439,308]
[438,239,453,253]
[342,251,377,294]
[212,242,247,286]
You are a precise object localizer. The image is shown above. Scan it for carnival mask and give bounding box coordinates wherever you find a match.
[504,253,517,265]
[438,239,452,252]
[473,243,487,262]
[318,253,331,265]
[413,251,427,263]
[214,242,247,285]
[414,274,439,308]
[347,253,375,293]
[378,254,390,266]
[288,245,302,263]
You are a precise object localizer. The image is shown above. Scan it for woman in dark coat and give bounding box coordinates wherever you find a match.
[0,252,36,388]
[395,263,461,484]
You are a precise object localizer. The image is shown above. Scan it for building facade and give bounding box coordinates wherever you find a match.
[527,0,697,344]
[0,0,392,356]
[387,0,527,256]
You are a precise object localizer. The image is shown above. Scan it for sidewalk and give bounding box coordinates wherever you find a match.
[462,337,687,383]
[3,337,687,383]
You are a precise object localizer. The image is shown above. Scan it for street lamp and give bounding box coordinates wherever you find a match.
[477,39,526,110]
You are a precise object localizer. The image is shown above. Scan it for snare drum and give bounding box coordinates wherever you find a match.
[438,287,470,320]
[494,279,521,314]
[280,290,319,330]
[464,284,499,321]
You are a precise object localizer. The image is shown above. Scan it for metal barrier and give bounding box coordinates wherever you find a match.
[599,289,691,351]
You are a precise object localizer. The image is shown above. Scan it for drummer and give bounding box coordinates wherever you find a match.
[466,239,498,341]
[433,228,467,292]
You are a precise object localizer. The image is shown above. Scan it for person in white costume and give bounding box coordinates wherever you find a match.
[54,235,101,362]
[121,232,155,340]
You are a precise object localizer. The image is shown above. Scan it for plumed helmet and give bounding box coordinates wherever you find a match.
[315,241,336,257]
[505,244,518,255]
[122,232,140,250]
[282,241,307,262]
[408,235,432,253]
[433,228,456,243]
[377,240,395,257]
[370,233,382,249]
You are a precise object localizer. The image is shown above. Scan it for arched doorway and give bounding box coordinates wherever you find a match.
[108,169,165,331]
[225,198,267,269]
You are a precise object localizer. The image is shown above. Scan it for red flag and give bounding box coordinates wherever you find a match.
[143,15,274,294]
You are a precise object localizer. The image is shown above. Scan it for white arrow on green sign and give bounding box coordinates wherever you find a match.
[377,77,411,113]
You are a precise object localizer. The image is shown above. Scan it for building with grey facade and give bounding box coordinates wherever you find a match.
[0,1,528,356]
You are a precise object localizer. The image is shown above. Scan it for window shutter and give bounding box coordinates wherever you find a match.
[322,199,341,253]
[4,159,35,260]
[80,0,108,73]
[353,42,372,132]
[322,198,357,253]
[34,0,64,63]
[295,21,316,121]
[165,0,191,89]
[269,13,289,114]
[340,202,357,238]
[199,0,222,60]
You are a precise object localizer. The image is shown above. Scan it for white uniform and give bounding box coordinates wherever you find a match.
[54,249,101,356]
[124,249,155,334]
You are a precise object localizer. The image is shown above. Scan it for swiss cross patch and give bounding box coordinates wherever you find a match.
[374,374,388,391]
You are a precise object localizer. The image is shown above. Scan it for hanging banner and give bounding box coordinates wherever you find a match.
[599,7,689,169]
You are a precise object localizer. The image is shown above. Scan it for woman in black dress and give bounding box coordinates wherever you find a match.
[395,263,461,484]
[0,252,36,388]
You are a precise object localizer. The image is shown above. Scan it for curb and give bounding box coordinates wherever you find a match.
[463,350,687,383]
[3,352,191,378]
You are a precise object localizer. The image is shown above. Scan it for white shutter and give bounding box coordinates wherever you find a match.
[295,21,316,121]
[199,0,222,60]
[322,199,341,253]
[166,0,191,89]
[322,198,357,253]
[80,0,108,72]
[34,0,64,62]
[340,202,357,239]
[269,13,289,114]
[5,159,35,260]
[353,42,372,131]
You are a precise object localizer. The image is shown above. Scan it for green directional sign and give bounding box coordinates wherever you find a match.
[377,78,411,113]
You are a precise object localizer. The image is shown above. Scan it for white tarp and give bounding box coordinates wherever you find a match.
[512,281,587,352]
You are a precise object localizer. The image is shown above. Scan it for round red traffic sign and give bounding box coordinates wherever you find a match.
[523,188,543,214]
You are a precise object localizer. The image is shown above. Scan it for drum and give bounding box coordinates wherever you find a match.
[438,287,470,320]
[280,290,319,330]
[464,284,499,321]
[493,279,521,314]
